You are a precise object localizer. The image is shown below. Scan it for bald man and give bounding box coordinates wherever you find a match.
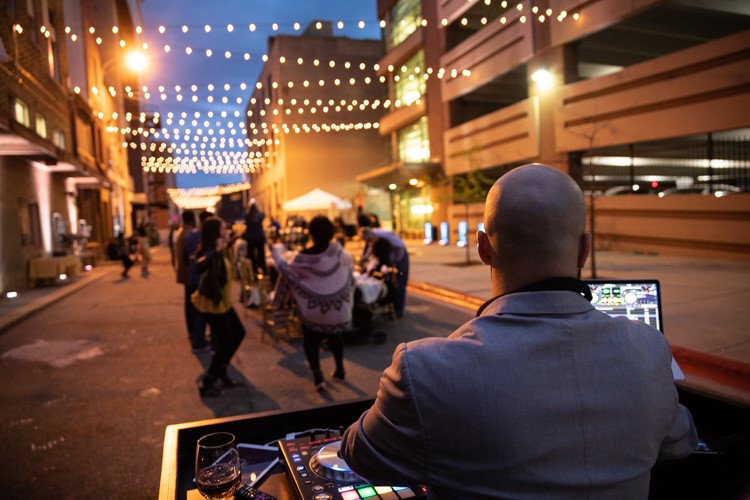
[341,164,697,499]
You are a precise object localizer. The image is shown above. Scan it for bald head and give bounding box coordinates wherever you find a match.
[480,164,589,289]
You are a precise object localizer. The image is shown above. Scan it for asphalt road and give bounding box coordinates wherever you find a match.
[0,249,473,498]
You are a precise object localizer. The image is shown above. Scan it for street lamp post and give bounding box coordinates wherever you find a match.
[98,50,149,237]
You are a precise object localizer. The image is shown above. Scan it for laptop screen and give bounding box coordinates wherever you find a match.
[585,279,683,380]
[585,279,663,332]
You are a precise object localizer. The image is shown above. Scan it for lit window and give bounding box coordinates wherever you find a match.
[398,116,430,163]
[35,115,48,138]
[395,51,425,105]
[389,0,421,48]
[14,99,30,127]
[53,128,65,150]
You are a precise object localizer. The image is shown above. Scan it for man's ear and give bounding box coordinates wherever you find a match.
[578,232,592,269]
[477,230,494,266]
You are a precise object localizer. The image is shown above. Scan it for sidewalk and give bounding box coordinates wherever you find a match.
[0,261,115,334]
[2,242,748,401]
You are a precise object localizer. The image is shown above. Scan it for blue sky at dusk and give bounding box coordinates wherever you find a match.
[138,0,382,189]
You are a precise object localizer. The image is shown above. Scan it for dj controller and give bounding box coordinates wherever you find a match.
[278,431,426,500]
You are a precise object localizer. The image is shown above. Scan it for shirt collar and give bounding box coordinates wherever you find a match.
[476,277,593,317]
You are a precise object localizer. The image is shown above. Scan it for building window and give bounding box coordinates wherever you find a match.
[19,199,42,248]
[43,2,61,81]
[398,116,430,163]
[389,0,421,48]
[394,50,426,106]
[52,128,65,149]
[35,115,48,138]
[14,98,31,127]
[26,0,37,43]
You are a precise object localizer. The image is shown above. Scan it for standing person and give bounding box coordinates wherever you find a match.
[272,216,355,390]
[191,216,246,397]
[114,232,134,278]
[174,211,208,352]
[135,220,152,277]
[244,200,267,276]
[341,164,697,498]
[186,211,214,351]
[360,228,409,318]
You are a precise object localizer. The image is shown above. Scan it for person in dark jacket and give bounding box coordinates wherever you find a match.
[244,200,267,275]
[191,216,246,397]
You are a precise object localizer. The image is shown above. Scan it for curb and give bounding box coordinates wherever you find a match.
[0,267,112,334]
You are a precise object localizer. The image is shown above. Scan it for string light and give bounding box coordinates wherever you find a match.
[38,3,579,183]
[49,4,575,55]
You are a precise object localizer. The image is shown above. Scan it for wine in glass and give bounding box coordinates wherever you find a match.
[195,432,241,499]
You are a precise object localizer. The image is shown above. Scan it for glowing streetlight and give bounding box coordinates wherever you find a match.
[101,50,148,76]
[124,50,148,72]
[531,69,553,90]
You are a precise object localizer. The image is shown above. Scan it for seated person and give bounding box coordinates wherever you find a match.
[360,227,409,318]
[362,238,392,275]
[341,164,697,498]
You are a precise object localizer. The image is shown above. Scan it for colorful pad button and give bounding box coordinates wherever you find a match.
[357,486,378,498]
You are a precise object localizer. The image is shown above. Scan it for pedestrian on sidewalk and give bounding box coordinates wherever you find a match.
[342,164,697,498]
[191,216,247,397]
[272,216,355,390]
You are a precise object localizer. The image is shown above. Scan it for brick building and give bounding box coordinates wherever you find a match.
[0,0,143,293]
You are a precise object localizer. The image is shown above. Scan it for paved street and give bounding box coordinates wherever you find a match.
[0,246,472,498]
[2,240,749,498]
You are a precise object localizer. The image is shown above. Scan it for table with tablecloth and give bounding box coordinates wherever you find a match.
[28,255,78,286]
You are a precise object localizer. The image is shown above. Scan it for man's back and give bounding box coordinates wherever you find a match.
[341,164,696,499]
[341,290,696,499]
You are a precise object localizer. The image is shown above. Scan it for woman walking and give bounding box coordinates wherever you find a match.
[272,216,355,390]
[191,216,246,397]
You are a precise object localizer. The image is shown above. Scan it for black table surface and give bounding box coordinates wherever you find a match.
[160,387,750,500]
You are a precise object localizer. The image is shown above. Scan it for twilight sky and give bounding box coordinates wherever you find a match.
[137,0,382,189]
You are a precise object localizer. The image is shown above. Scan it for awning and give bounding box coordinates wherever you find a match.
[283,188,352,212]
[355,161,443,190]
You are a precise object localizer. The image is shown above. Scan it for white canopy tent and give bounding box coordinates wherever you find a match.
[282,188,352,212]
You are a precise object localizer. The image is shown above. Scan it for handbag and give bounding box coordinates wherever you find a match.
[197,254,223,306]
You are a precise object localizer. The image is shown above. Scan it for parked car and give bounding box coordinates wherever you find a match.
[658,184,742,197]
[602,184,667,196]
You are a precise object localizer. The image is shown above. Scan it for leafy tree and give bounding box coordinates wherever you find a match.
[452,168,494,264]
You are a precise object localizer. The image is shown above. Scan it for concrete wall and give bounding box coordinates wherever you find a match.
[0,157,70,292]
[440,194,750,262]
[591,194,750,260]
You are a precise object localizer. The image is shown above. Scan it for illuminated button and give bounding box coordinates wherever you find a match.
[378,493,399,500]
[375,486,398,500]
[340,490,359,500]
[394,487,415,498]
[313,494,333,500]
[357,486,377,498]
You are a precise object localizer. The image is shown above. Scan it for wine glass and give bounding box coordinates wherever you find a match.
[195,432,241,499]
